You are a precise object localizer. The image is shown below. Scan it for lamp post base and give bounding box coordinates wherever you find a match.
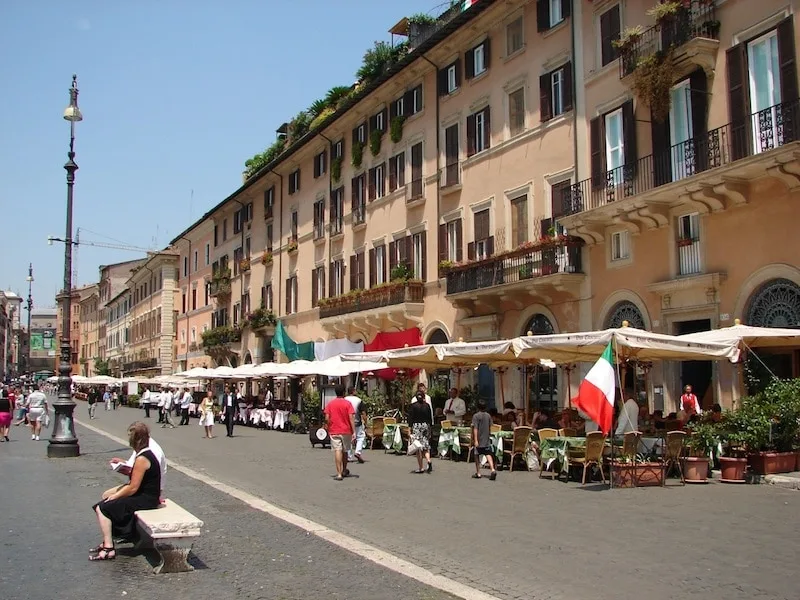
[47,441,81,458]
[47,401,80,458]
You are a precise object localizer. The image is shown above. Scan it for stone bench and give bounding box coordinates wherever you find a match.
[134,500,203,574]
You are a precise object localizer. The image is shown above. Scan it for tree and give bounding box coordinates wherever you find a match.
[94,358,111,376]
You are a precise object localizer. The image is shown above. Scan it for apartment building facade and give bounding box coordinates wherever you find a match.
[78,284,100,376]
[97,259,145,367]
[171,0,800,411]
[105,288,133,377]
[124,252,179,377]
[56,289,84,376]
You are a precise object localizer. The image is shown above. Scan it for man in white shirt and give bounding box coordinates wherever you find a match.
[179,387,193,425]
[156,388,166,423]
[161,387,176,429]
[410,382,431,407]
[615,393,639,436]
[141,388,152,418]
[443,387,467,425]
[344,386,367,463]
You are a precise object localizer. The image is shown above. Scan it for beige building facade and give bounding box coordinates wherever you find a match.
[169,0,800,411]
[78,284,100,376]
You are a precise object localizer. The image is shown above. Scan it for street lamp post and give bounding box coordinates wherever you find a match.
[49,74,82,458]
[25,264,33,375]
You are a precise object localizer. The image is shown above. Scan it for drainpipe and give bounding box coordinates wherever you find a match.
[570,0,580,184]
[318,133,334,325]
[421,52,441,318]
[270,169,285,330]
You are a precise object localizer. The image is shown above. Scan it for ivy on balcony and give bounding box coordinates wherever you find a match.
[202,325,242,363]
[243,307,277,331]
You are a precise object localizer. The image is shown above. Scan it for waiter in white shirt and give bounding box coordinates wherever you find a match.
[410,382,432,407]
[179,387,193,425]
[443,388,466,425]
[615,392,640,436]
[223,385,236,437]
[156,388,166,423]
[161,387,176,428]
[141,387,152,419]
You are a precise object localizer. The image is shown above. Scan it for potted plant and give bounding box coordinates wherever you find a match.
[287,240,298,253]
[369,128,382,156]
[715,411,748,483]
[352,140,364,167]
[683,421,717,483]
[612,25,644,55]
[261,251,273,265]
[331,156,342,182]
[740,379,800,474]
[390,116,405,143]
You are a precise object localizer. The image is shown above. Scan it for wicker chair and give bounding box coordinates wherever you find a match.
[503,426,532,471]
[537,427,559,440]
[366,417,385,450]
[622,431,643,459]
[440,420,453,429]
[559,427,577,437]
[490,424,502,434]
[383,417,397,425]
[568,431,606,485]
[663,430,687,485]
[459,428,474,462]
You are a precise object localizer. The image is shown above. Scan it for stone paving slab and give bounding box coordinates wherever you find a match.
[57,405,800,600]
[0,426,458,600]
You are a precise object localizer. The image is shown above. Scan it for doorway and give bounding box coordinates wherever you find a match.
[476,364,496,410]
[676,319,712,409]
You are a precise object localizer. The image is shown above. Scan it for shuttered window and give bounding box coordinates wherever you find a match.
[599,5,621,67]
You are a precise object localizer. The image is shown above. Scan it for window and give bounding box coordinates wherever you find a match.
[411,84,423,114]
[331,259,345,296]
[181,292,187,314]
[537,0,569,31]
[183,256,189,277]
[747,30,782,154]
[590,100,635,189]
[439,61,460,96]
[191,287,197,311]
[233,246,244,276]
[508,88,525,136]
[611,231,630,261]
[261,284,273,311]
[467,107,491,156]
[354,123,366,145]
[540,62,573,122]
[213,225,219,247]
[313,200,325,239]
[468,208,492,260]
[233,303,241,326]
[266,222,273,252]
[312,266,325,306]
[332,140,344,160]
[389,151,405,192]
[599,4,621,67]
[349,252,366,291]
[677,213,701,275]
[374,110,385,132]
[605,108,624,184]
[510,195,528,247]
[390,236,410,274]
[205,243,210,265]
[193,250,198,272]
[506,16,524,55]
[290,210,298,242]
[368,163,385,200]
[288,169,301,194]
[551,179,571,220]
[412,233,426,280]
[234,209,243,234]
[351,175,366,224]
[313,150,327,178]
[191,327,196,343]
[393,96,404,120]
[372,245,387,286]
[204,281,209,306]
[466,39,490,79]
[222,219,228,242]
[264,186,275,219]
[678,213,699,243]
[447,220,460,261]
[285,276,298,314]
[410,142,423,198]
[330,187,344,234]
[444,124,460,185]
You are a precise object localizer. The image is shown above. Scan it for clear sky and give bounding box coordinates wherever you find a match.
[0,0,438,315]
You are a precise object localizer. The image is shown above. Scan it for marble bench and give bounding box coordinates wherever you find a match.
[134,500,203,574]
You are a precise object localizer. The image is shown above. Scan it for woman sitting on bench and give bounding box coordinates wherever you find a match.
[89,422,161,561]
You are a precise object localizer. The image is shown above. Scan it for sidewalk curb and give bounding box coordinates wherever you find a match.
[764,474,800,490]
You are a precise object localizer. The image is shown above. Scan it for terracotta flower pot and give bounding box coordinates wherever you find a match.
[747,451,796,475]
[719,457,747,483]
[681,456,710,483]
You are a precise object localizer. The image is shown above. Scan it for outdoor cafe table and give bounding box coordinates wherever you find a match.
[437,426,471,457]
[382,423,409,453]
[540,435,666,475]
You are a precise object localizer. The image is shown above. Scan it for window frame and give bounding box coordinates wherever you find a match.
[447,65,458,94]
[508,86,526,137]
[506,16,524,56]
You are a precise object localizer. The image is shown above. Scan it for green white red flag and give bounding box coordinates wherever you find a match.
[572,343,616,434]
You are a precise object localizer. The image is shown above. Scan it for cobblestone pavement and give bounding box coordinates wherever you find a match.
[31,404,800,600]
[0,426,458,600]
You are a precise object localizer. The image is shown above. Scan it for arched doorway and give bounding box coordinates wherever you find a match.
[427,328,449,344]
[426,328,450,396]
[523,314,557,411]
[745,278,800,388]
[605,300,646,329]
[244,352,253,364]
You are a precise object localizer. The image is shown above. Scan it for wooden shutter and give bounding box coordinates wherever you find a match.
[351,177,358,213]
[389,98,398,121]
[285,279,291,314]
[590,116,604,188]
[403,89,414,115]
[600,6,621,66]
[420,231,427,282]
[329,262,335,297]
[389,241,397,273]
[622,100,637,177]
[537,0,550,32]
[380,108,388,132]
[313,155,320,178]
[405,236,413,267]
[689,69,709,172]
[311,270,318,306]
[455,219,463,262]
[368,168,376,201]
[465,48,475,79]
[467,242,476,260]
[389,157,396,191]
[438,68,448,96]
[349,256,356,290]
[486,236,495,257]
[454,58,461,88]
[561,0,571,19]
[483,38,490,69]
[651,116,672,186]
[438,223,447,262]
[540,73,553,122]
[466,114,476,156]
[483,107,491,149]
[726,43,750,160]
[369,248,376,287]
[563,62,573,113]
[778,18,799,102]
[358,253,366,289]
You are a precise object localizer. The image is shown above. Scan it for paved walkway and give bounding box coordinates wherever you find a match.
[0,425,458,600]
[18,402,800,600]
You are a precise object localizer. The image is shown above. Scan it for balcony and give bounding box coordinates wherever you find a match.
[329,218,344,237]
[352,202,366,227]
[619,1,720,81]
[209,275,231,299]
[122,357,157,372]
[560,99,800,241]
[445,238,584,304]
[406,2,466,50]
[287,235,298,253]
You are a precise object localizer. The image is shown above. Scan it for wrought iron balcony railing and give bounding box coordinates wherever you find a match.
[319,280,424,319]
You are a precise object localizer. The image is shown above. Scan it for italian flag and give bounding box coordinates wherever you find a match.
[572,343,616,434]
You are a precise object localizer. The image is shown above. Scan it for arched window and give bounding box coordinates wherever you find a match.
[427,328,449,344]
[746,278,800,328]
[522,314,556,411]
[605,300,646,329]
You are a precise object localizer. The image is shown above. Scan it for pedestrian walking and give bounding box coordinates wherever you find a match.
[323,385,355,481]
[103,388,112,411]
[222,385,236,437]
[408,390,434,474]
[0,387,12,442]
[27,384,49,441]
[344,386,367,463]
[198,390,215,439]
[161,387,176,429]
[179,387,192,425]
[141,387,152,418]
[12,387,28,426]
[471,399,497,481]
[156,388,166,423]
[87,386,99,419]
[112,390,118,410]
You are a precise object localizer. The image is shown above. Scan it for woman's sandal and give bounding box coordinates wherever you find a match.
[89,546,116,561]
[472,473,482,479]
[89,543,105,553]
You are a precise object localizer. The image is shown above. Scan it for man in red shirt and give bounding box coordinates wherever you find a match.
[323,385,356,481]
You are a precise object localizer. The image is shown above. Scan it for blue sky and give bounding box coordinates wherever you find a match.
[0,0,438,313]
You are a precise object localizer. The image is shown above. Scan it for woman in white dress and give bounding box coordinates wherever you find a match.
[198,390,215,439]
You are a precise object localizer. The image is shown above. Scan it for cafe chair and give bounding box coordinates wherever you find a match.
[663,430,687,485]
[537,428,559,440]
[490,424,502,434]
[440,420,453,429]
[569,431,606,485]
[383,417,397,425]
[459,429,474,462]
[367,417,385,450]
[504,426,532,472]
[559,427,577,437]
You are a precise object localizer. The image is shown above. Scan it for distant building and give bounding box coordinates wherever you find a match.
[29,307,58,375]
[1,291,22,378]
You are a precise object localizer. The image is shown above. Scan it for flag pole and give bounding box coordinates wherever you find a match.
[610,334,625,490]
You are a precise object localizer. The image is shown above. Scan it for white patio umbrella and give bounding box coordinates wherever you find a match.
[678,321,800,349]
[175,367,214,378]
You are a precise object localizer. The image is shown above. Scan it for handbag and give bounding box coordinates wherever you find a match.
[43,412,51,428]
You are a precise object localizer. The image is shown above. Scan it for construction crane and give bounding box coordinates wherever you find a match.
[48,227,154,285]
